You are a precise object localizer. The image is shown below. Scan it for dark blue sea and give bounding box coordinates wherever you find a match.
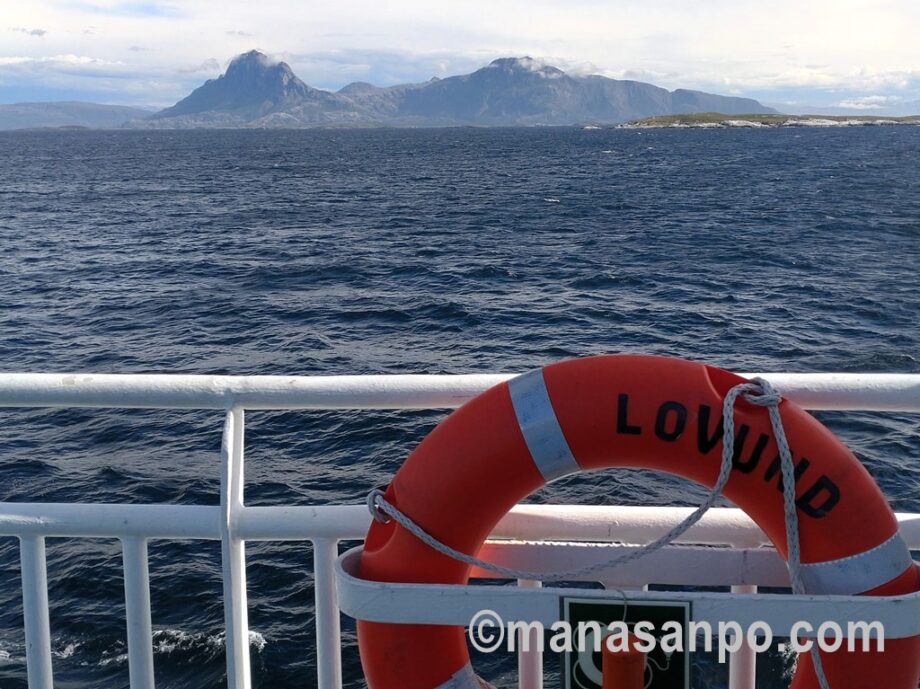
[0,127,918,689]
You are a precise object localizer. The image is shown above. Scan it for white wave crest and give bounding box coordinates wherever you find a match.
[98,628,266,667]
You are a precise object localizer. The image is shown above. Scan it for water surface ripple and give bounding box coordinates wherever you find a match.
[0,127,918,688]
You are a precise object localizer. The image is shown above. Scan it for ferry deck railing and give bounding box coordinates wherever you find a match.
[0,372,918,689]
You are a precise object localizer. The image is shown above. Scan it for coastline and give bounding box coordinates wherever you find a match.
[614,113,920,129]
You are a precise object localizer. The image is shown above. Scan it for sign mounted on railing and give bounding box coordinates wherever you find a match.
[562,597,691,689]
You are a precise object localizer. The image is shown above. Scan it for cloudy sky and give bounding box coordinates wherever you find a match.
[2,0,919,112]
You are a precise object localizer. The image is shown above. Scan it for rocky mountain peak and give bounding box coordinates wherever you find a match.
[487,57,565,78]
[151,49,314,119]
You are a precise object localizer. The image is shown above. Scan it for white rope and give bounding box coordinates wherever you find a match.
[368,377,830,688]
[755,381,831,689]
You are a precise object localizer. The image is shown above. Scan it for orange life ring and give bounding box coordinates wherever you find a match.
[357,355,919,689]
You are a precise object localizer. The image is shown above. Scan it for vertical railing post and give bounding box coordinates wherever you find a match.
[728,585,757,689]
[20,535,54,689]
[123,536,155,689]
[312,538,343,689]
[220,407,252,689]
[517,579,543,689]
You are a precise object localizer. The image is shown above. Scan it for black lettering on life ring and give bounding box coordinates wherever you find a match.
[655,401,687,441]
[796,476,841,518]
[616,394,642,435]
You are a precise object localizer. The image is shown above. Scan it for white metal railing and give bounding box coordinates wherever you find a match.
[0,372,918,689]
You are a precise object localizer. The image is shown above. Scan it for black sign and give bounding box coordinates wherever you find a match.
[561,597,691,689]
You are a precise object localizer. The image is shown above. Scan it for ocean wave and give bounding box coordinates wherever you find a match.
[1,126,918,688]
[98,629,267,668]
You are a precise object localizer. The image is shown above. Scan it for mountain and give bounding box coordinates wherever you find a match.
[0,101,151,130]
[149,50,352,126]
[392,57,772,125]
[335,77,439,119]
[139,51,775,128]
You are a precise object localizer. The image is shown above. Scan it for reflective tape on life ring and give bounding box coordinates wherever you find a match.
[508,368,579,482]
[801,531,914,595]
[433,663,481,689]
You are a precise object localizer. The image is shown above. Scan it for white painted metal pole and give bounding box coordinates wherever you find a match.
[516,580,543,689]
[220,408,252,689]
[0,503,222,539]
[313,538,343,689]
[727,585,758,689]
[122,537,155,689]
[2,504,918,548]
[0,372,916,411]
[19,536,53,689]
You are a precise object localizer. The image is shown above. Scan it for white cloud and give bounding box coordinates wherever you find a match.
[178,58,220,74]
[0,54,106,66]
[690,66,919,93]
[10,27,48,37]
[1,0,919,105]
[838,94,903,109]
[280,49,494,91]
[0,53,201,105]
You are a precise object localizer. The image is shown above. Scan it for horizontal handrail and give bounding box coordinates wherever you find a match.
[0,372,917,410]
[2,503,918,547]
[1,373,917,689]
[335,548,920,639]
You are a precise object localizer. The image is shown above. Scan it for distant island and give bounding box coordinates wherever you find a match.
[0,101,152,131]
[2,50,776,130]
[3,51,918,131]
[619,113,920,128]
